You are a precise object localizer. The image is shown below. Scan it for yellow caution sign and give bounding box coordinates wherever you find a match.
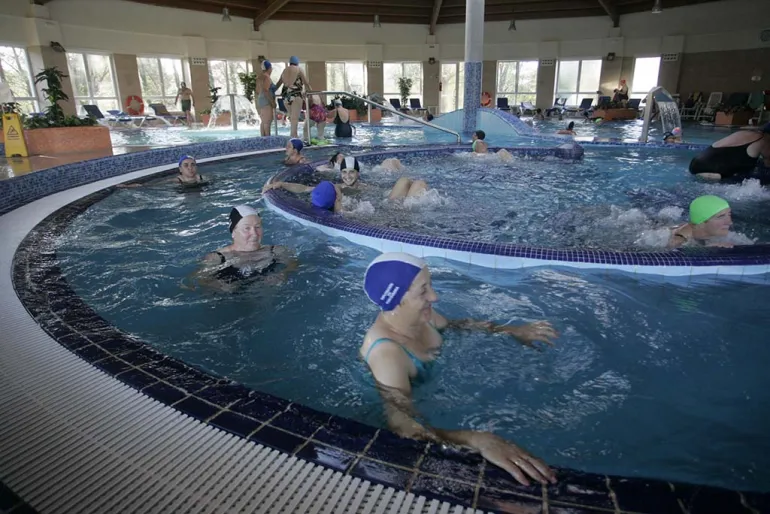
[3,113,29,158]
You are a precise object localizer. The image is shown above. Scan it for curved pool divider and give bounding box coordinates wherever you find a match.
[3,153,768,514]
[430,108,712,151]
[265,146,770,278]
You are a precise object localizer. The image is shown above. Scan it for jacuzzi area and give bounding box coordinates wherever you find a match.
[2,135,770,514]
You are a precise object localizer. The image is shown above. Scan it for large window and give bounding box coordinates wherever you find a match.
[209,60,250,96]
[271,61,308,85]
[326,61,366,95]
[556,59,602,106]
[137,56,186,111]
[440,62,464,114]
[0,45,38,113]
[66,52,119,114]
[630,57,661,99]
[496,60,538,109]
[383,62,423,105]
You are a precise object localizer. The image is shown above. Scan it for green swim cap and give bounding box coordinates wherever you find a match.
[689,195,730,224]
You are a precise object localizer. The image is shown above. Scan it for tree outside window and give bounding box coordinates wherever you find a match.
[326,61,366,96]
[137,56,187,111]
[66,52,119,114]
[0,45,39,113]
[440,62,464,113]
[555,59,602,107]
[209,60,251,96]
[496,61,539,109]
[384,62,423,106]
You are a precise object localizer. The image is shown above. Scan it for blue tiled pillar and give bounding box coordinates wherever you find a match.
[462,0,484,133]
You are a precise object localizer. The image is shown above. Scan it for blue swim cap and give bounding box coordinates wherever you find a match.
[261,59,271,71]
[364,252,427,311]
[289,138,303,152]
[289,56,300,65]
[178,155,195,167]
[311,181,337,210]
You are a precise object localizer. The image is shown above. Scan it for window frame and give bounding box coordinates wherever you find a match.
[66,51,120,115]
[555,59,602,107]
[136,55,189,111]
[495,60,539,108]
[629,56,662,100]
[0,44,39,113]
[440,61,464,114]
[207,59,252,96]
[325,61,367,96]
[383,61,423,105]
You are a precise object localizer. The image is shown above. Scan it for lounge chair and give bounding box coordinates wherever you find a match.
[387,98,408,113]
[626,98,641,110]
[545,97,567,116]
[520,101,536,115]
[496,97,511,112]
[148,103,187,126]
[409,98,427,114]
[696,92,722,122]
[565,98,593,117]
[82,104,139,127]
[679,92,703,120]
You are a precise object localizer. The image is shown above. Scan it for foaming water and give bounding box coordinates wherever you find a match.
[55,152,770,492]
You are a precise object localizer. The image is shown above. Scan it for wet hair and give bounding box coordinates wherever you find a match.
[536,108,542,114]
[329,152,343,165]
[567,121,575,131]
[474,130,486,140]
[426,113,434,121]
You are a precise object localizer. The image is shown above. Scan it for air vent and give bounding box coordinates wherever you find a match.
[662,53,679,62]
[541,59,556,67]
[367,61,382,68]
[190,57,207,66]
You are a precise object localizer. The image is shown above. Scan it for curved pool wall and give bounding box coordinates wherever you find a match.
[265,145,770,278]
[431,108,712,151]
[2,138,769,514]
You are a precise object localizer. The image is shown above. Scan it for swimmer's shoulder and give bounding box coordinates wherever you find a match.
[205,246,233,263]
[668,223,691,248]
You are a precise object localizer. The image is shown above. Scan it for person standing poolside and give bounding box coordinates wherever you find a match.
[305,95,328,141]
[668,195,734,248]
[175,82,194,126]
[275,56,312,138]
[689,123,770,181]
[360,252,559,486]
[257,60,276,137]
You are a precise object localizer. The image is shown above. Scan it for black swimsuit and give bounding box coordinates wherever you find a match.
[334,112,353,138]
[178,175,207,188]
[213,247,278,283]
[689,134,763,179]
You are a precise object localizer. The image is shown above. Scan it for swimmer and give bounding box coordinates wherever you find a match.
[533,108,545,121]
[284,138,308,165]
[472,130,489,154]
[360,252,559,486]
[117,155,206,188]
[263,178,344,213]
[380,157,404,172]
[557,122,576,136]
[667,195,734,249]
[192,205,297,290]
[689,123,770,181]
[663,127,683,144]
[316,151,345,172]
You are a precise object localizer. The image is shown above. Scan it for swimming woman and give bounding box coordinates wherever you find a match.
[667,195,734,249]
[117,155,206,188]
[471,130,513,162]
[689,123,770,181]
[275,56,312,138]
[284,138,308,165]
[360,252,558,486]
[557,122,576,136]
[257,60,275,137]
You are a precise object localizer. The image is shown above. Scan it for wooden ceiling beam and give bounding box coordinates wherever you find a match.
[270,12,426,23]
[298,0,431,5]
[597,0,619,27]
[439,7,607,22]
[252,0,292,30]
[429,0,444,35]
[280,3,430,16]
[124,0,255,17]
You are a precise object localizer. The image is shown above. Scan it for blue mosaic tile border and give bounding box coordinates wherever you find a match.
[12,185,768,514]
[463,61,483,133]
[268,149,770,272]
[329,143,584,163]
[0,136,289,216]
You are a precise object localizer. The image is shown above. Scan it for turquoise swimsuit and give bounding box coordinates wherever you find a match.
[364,338,431,378]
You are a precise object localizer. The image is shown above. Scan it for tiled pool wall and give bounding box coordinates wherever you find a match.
[267,149,770,277]
[11,176,770,514]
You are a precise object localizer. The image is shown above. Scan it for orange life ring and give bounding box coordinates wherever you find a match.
[125,95,145,115]
[481,92,492,107]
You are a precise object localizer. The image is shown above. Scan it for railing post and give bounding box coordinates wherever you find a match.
[229,94,238,131]
[304,95,310,142]
[368,103,371,123]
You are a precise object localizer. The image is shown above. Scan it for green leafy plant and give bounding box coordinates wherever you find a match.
[714,102,754,114]
[1,102,22,129]
[397,76,413,107]
[23,67,96,129]
[333,94,367,116]
[238,72,257,103]
[210,85,221,105]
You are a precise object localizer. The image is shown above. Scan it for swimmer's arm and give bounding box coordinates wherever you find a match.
[262,181,313,194]
[438,312,558,348]
[183,254,236,293]
[272,245,299,275]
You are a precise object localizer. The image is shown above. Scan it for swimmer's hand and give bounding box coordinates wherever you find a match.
[262,181,283,193]
[498,321,558,349]
[471,432,556,486]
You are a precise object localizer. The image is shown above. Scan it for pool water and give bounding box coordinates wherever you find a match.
[56,153,770,492]
[327,148,770,249]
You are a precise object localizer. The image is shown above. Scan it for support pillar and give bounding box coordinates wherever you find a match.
[462,0,484,133]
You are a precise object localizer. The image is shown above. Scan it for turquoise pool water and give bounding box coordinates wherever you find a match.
[56,151,770,492]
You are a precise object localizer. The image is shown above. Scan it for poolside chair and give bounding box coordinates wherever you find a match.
[496,97,511,112]
[148,103,187,126]
[409,98,427,114]
[545,97,567,117]
[520,101,536,115]
[565,98,593,117]
[82,104,139,127]
[679,92,703,120]
[388,98,408,113]
[696,92,722,121]
[626,98,641,110]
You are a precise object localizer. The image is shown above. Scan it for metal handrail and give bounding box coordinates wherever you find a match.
[302,90,462,143]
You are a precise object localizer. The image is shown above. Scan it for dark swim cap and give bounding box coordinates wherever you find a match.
[229,205,260,233]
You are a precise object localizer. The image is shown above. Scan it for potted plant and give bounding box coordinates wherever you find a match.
[397,76,413,109]
[22,67,109,155]
[714,103,754,126]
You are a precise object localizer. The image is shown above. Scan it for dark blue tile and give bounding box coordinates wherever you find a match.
[98,337,143,355]
[140,358,191,381]
[270,404,330,437]
[196,383,252,408]
[251,425,305,454]
[295,441,356,473]
[0,482,22,509]
[142,382,186,404]
[742,491,770,513]
[210,411,262,437]
[92,357,132,375]
[116,369,158,390]
[609,478,681,514]
[312,416,377,453]
[351,458,414,490]
[419,444,483,484]
[121,348,163,367]
[483,460,545,498]
[364,430,426,469]
[173,397,220,420]
[8,504,39,514]
[672,483,749,514]
[74,344,110,362]
[547,471,613,511]
[57,333,92,350]
[410,474,476,507]
[230,391,289,422]
[548,506,605,514]
[165,368,219,394]
[477,488,545,513]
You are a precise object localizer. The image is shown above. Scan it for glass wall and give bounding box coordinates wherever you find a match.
[630,57,662,99]
[383,62,423,106]
[326,61,366,95]
[555,59,602,106]
[137,56,186,111]
[208,60,251,96]
[440,62,464,113]
[496,60,538,108]
[0,45,38,113]
[66,52,119,114]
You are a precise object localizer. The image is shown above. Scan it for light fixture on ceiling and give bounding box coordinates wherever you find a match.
[222,7,232,22]
[508,19,516,31]
[373,14,381,27]
[652,0,662,14]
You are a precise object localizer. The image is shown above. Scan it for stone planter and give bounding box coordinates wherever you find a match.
[591,108,639,121]
[715,111,753,126]
[24,126,111,156]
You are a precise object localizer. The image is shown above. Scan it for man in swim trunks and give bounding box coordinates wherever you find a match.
[668,195,733,249]
[194,205,296,290]
[175,82,194,126]
[689,123,770,181]
[360,252,559,486]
